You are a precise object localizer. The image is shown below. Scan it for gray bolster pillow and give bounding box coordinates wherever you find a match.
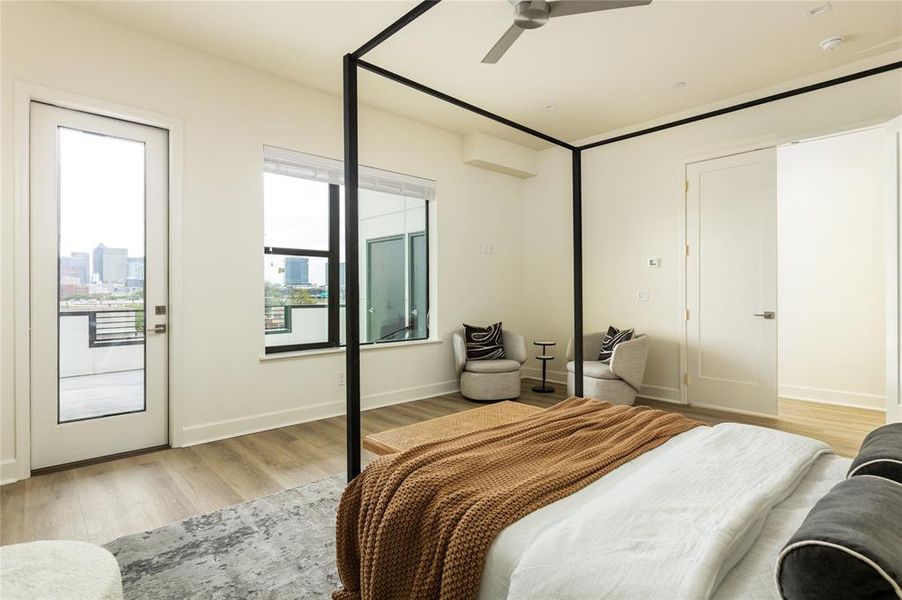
[776,476,902,600]
[848,423,902,484]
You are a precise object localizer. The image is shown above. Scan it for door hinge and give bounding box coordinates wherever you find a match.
[684,244,690,256]
[684,309,690,321]
[684,373,690,386]
[684,179,689,194]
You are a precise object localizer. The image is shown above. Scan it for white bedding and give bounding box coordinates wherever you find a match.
[479,423,833,600]
[712,453,850,599]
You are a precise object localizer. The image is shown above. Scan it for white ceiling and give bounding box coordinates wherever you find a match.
[71,0,902,148]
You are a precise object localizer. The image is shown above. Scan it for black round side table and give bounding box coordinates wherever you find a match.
[532,341,556,393]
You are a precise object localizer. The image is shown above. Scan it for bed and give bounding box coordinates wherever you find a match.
[478,426,845,599]
[333,399,884,600]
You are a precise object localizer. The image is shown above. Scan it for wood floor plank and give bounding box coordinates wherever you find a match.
[0,380,886,546]
[0,478,26,545]
[160,447,245,514]
[189,439,283,502]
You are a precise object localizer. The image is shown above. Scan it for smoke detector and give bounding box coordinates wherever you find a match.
[819,36,844,51]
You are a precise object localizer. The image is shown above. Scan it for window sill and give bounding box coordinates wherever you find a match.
[259,337,443,362]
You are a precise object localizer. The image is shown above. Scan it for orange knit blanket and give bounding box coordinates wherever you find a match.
[333,397,704,600]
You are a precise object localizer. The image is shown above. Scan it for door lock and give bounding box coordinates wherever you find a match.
[146,323,168,334]
[753,311,776,320]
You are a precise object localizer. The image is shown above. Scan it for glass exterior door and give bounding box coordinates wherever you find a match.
[409,232,427,339]
[366,236,406,342]
[30,102,169,469]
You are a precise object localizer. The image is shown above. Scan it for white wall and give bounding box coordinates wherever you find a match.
[778,129,886,409]
[1,2,528,481]
[520,147,574,384]
[522,71,902,403]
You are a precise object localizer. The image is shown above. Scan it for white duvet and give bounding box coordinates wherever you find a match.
[479,423,831,600]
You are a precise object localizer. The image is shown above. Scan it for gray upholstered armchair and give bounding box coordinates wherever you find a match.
[452,329,527,402]
[566,332,649,405]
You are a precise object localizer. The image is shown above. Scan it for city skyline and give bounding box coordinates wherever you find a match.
[60,242,144,300]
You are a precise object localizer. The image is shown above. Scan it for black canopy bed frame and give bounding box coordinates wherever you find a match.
[342,0,902,480]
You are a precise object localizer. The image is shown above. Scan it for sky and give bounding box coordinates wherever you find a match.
[264,173,332,286]
[59,128,145,263]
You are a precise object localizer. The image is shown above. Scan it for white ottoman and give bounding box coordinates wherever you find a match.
[1,540,123,600]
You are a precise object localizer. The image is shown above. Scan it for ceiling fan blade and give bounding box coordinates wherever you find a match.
[549,0,652,18]
[482,24,525,64]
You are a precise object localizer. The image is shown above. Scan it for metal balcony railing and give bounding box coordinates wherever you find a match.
[61,309,145,347]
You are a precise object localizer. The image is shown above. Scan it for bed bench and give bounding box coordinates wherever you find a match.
[362,400,542,455]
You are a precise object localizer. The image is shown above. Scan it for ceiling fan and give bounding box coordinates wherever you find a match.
[482,0,652,64]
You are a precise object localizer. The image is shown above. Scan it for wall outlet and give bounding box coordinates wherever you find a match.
[338,372,345,386]
[636,289,650,302]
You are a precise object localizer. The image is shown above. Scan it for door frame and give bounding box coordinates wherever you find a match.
[408,230,428,339]
[10,82,185,483]
[679,119,901,421]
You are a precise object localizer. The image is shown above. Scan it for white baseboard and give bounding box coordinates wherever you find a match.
[521,367,567,385]
[179,379,460,447]
[637,384,683,404]
[779,384,885,411]
[522,370,683,405]
[689,401,777,419]
[1,458,20,486]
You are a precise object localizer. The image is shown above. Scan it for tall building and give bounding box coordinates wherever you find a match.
[72,252,90,284]
[284,257,309,286]
[93,244,128,284]
[127,257,145,288]
[60,252,90,284]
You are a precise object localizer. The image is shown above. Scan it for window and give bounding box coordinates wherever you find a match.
[263,147,432,353]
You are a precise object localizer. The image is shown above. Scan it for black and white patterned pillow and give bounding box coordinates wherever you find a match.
[464,322,506,361]
[597,325,634,363]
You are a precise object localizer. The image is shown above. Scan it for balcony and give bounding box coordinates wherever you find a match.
[264,304,346,347]
[59,309,144,421]
[264,304,426,350]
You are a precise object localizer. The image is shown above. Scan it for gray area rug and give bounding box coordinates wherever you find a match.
[105,475,345,599]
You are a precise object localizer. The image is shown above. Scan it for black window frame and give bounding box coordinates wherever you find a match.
[264,182,340,354]
[264,177,430,354]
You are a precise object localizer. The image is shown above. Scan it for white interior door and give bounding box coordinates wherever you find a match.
[30,102,169,469]
[885,115,902,425]
[686,148,778,415]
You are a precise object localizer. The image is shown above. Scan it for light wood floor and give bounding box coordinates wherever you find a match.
[0,381,884,547]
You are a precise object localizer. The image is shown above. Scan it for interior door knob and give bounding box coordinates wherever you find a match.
[753,311,776,320]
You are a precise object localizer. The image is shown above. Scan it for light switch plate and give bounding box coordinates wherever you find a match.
[636,289,649,301]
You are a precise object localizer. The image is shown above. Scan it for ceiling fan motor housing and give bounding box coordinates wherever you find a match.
[514,0,551,29]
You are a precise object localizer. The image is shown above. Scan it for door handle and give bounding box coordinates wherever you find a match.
[146,324,167,334]
[753,312,775,320]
